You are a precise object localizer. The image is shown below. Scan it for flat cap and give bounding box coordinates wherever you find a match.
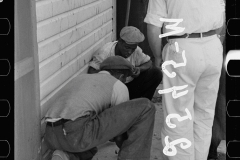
[120,26,145,44]
[100,56,133,70]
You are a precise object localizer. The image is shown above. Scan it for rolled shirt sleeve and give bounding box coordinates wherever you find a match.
[89,48,107,70]
[135,47,151,66]
[129,47,151,67]
[144,0,167,28]
[89,42,117,70]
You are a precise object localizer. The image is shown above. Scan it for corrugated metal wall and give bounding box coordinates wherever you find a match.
[35,0,116,158]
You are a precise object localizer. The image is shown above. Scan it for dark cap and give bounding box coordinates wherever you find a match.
[100,56,133,70]
[120,26,145,44]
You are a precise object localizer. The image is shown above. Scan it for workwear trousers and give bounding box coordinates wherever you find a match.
[126,66,162,100]
[44,98,156,160]
[160,35,223,160]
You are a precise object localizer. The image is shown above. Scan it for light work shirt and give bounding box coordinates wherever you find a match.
[45,71,129,121]
[89,41,151,83]
[144,0,225,35]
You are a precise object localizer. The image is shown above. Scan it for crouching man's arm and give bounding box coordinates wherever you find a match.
[88,47,107,74]
[132,60,152,78]
[138,60,152,72]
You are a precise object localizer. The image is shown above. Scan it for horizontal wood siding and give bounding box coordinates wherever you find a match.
[36,0,116,158]
[36,0,114,117]
[40,32,112,117]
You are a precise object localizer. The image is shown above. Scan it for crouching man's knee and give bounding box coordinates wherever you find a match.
[134,98,156,112]
[151,66,163,83]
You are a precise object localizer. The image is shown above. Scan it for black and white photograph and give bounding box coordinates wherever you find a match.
[10,0,240,159]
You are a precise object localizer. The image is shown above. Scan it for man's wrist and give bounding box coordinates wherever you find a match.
[136,66,141,72]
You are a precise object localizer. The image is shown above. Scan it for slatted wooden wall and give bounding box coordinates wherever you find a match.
[35,0,116,159]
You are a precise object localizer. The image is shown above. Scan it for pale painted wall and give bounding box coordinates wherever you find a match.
[35,0,116,158]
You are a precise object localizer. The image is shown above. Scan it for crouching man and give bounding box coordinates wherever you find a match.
[88,26,162,100]
[43,56,156,160]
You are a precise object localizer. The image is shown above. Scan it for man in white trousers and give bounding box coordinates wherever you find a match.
[144,0,225,159]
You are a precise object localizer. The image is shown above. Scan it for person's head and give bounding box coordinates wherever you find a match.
[116,26,145,58]
[100,56,133,83]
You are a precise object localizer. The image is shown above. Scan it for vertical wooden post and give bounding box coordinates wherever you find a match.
[14,0,41,159]
[112,0,117,41]
[125,0,131,26]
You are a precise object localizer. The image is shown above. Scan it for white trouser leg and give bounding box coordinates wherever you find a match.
[160,35,223,160]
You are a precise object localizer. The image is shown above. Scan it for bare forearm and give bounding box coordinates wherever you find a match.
[138,60,152,72]
[147,24,162,61]
[216,12,226,44]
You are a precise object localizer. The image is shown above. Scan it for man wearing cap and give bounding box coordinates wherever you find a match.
[88,26,162,100]
[144,0,225,160]
[44,56,156,160]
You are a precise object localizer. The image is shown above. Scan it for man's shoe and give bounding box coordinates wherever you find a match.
[51,150,69,160]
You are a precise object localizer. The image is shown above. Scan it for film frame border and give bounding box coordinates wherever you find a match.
[0,0,14,159]
[226,0,240,159]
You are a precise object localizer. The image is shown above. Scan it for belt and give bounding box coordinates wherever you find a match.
[167,30,216,40]
[46,119,70,127]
